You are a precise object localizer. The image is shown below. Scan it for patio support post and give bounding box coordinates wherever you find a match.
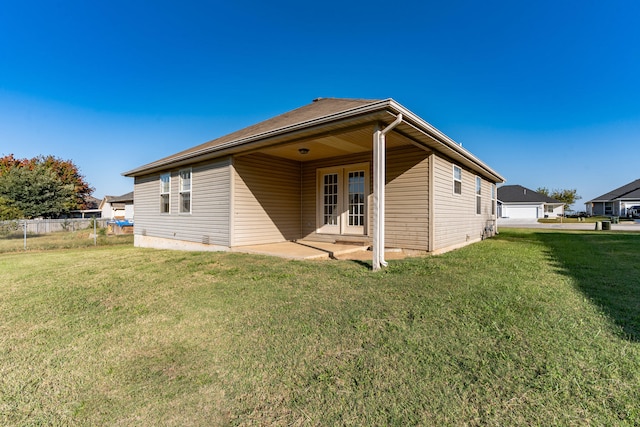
[372,114,403,271]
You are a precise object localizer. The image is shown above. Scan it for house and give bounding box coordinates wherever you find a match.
[586,179,640,217]
[68,196,102,218]
[123,98,505,269]
[99,192,134,220]
[497,185,564,219]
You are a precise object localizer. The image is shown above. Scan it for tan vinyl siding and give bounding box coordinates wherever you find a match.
[232,154,301,246]
[300,146,430,250]
[133,157,231,246]
[385,146,430,250]
[432,154,496,251]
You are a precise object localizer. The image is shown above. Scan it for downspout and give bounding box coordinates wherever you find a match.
[372,113,403,271]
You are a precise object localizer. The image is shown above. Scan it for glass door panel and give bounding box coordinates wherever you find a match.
[344,170,365,234]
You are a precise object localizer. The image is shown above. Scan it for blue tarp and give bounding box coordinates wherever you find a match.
[108,220,134,227]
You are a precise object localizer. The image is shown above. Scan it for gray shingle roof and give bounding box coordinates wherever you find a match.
[123,97,505,183]
[588,179,640,202]
[497,185,562,203]
[104,192,134,203]
[126,98,381,175]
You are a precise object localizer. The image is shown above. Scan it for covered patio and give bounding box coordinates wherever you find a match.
[232,240,410,261]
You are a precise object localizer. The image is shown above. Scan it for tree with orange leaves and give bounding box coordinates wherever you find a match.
[0,154,94,219]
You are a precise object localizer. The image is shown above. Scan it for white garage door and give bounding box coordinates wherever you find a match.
[505,205,539,219]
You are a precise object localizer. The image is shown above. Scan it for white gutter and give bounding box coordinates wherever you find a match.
[385,100,504,183]
[124,98,504,184]
[123,100,395,177]
[372,113,403,271]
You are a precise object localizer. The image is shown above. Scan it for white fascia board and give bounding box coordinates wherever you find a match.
[385,100,505,184]
[123,100,395,177]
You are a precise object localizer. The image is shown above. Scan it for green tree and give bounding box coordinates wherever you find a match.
[0,159,79,218]
[1,154,94,210]
[38,155,94,209]
[0,154,93,218]
[0,196,23,220]
[536,187,581,210]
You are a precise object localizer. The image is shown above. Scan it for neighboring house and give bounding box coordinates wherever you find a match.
[497,185,564,219]
[585,179,640,217]
[124,98,505,269]
[68,196,102,218]
[99,192,134,220]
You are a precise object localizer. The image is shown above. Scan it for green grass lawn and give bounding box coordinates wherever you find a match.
[0,229,134,253]
[1,230,639,426]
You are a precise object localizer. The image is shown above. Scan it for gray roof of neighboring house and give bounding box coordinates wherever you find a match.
[103,192,134,204]
[497,185,562,204]
[110,192,134,202]
[587,179,640,202]
[123,97,505,183]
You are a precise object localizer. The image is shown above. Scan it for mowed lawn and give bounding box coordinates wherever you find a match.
[1,230,639,426]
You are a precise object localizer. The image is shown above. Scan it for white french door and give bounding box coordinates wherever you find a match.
[317,163,369,235]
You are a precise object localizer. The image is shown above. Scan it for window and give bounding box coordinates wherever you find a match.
[491,184,496,215]
[453,165,462,195]
[179,169,192,213]
[545,205,554,213]
[476,176,482,215]
[160,173,170,213]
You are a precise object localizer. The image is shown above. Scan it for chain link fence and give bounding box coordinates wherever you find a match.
[0,218,130,252]
[1,218,109,235]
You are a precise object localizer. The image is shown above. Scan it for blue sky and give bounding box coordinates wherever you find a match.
[1,1,639,209]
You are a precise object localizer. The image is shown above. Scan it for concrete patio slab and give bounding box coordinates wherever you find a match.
[231,240,371,260]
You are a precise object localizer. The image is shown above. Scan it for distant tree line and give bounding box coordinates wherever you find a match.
[0,154,94,220]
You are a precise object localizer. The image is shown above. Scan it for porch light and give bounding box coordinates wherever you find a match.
[298,148,309,155]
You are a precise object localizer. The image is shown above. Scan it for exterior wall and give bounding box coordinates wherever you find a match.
[589,200,640,217]
[133,157,231,247]
[547,205,563,218]
[232,153,301,246]
[300,146,430,250]
[132,144,496,254]
[101,204,112,219]
[432,154,496,253]
[101,201,133,219]
[384,146,429,250]
[124,203,134,220]
[588,202,604,216]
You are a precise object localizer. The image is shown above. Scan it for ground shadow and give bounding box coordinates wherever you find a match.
[0,233,46,241]
[531,231,640,342]
[349,259,373,270]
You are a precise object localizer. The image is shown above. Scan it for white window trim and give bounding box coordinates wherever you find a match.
[160,172,171,214]
[179,168,192,214]
[476,176,482,216]
[453,165,462,195]
[491,184,496,216]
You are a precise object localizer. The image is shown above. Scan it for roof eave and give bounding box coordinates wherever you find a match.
[123,98,505,184]
[386,100,505,183]
[123,99,396,177]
